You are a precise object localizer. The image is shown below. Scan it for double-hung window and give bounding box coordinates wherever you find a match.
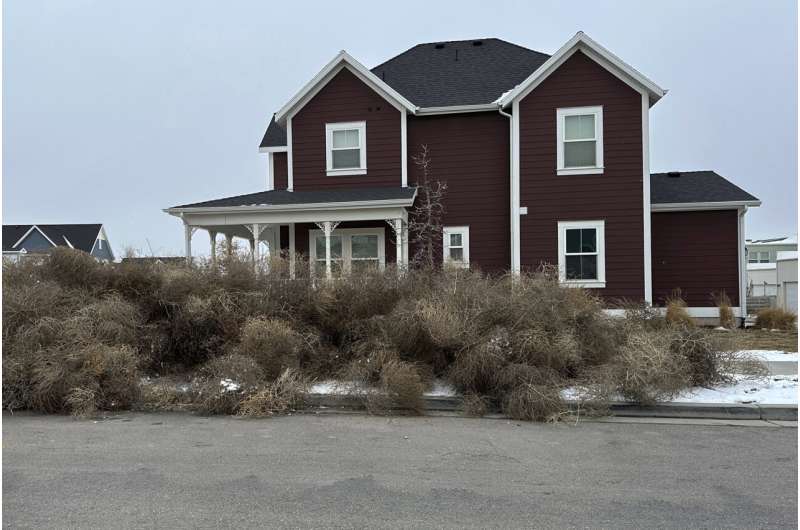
[557,220,605,288]
[748,250,771,264]
[556,106,603,175]
[443,226,470,268]
[325,121,367,176]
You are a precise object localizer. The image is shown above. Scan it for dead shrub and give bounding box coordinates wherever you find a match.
[237,318,303,380]
[41,247,108,291]
[195,353,264,415]
[237,368,308,417]
[82,344,141,410]
[367,360,425,415]
[65,387,98,417]
[665,290,694,328]
[73,294,141,346]
[462,393,490,417]
[503,382,566,422]
[614,331,690,405]
[2,356,32,412]
[714,291,736,329]
[755,308,797,330]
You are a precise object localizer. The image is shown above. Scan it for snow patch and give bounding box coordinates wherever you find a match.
[672,375,798,405]
[219,379,240,393]
[741,350,798,362]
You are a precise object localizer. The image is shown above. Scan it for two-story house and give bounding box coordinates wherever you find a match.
[2,224,115,262]
[166,32,760,320]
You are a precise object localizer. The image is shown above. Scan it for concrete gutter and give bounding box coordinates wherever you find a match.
[305,394,797,421]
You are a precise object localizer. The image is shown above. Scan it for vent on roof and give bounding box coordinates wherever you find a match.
[472,40,483,46]
[434,43,446,49]
[667,171,681,178]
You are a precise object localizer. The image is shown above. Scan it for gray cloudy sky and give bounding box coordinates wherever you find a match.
[3,0,797,257]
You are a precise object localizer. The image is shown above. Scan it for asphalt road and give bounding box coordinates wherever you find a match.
[3,412,797,529]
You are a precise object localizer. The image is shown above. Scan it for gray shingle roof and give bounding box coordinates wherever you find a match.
[371,38,550,108]
[3,224,103,252]
[650,171,759,205]
[260,115,287,148]
[171,187,417,209]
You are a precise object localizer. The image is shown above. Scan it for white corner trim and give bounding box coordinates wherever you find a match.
[556,105,604,175]
[510,100,521,274]
[498,32,666,107]
[400,111,408,187]
[11,225,58,249]
[287,117,294,191]
[738,207,747,317]
[642,92,652,304]
[267,152,275,191]
[275,51,417,122]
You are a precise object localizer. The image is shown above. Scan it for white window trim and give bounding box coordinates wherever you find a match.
[325,121,367,176]
[308,227,385,274]
[556,106,604,176]
[443,226,470,268]
[557,220,606,288]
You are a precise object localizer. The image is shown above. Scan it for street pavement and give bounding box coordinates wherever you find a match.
[3,412,797,528]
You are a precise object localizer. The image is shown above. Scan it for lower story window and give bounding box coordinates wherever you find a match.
[443,226,469,268]
[310,228,385,275]
[557,220,605,288]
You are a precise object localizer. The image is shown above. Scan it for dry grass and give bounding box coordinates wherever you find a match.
[237,318,303,380]
[237,369,308,417]
[665,291,694,328]
[366,359,426,415]
[755,308,798,331]
[714,291,735,329]
[731,329,798,352]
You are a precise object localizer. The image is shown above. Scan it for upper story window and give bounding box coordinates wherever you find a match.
[748,250,772,264]
[443,226,470,268]
[557,220,606,288]
[556,106,604,176]
[325,121,367,176]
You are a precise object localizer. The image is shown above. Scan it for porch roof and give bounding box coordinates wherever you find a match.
[168,186,417,211]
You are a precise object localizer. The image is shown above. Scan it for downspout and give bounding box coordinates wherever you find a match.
[498,105,517,276]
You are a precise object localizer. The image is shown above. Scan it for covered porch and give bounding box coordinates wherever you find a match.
[163,187,416,279]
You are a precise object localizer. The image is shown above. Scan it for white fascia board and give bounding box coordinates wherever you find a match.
[498,32,667,108]
[651,200,761,212]
[416,104,498,116]
[163,196,416,217]
[258,146,288,153]
[275,50,417,122]
[11,225,58,249]
[177,205,409,227]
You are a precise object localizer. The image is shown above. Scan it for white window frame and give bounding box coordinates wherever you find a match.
[308,227,385,275]
[557,220,606,288]
[325,121,367,176]
[556,106,604,176]
[443,226,470,268]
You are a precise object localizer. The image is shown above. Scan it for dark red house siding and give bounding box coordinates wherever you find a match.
[291,68,402,191]
[518,51,644,300]
[273,153,288,190]
[407,112,510,272]
[651,210,740,307]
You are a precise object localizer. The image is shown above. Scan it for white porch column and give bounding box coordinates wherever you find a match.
[209,230,218,268]
[324,221,333,280]
[252,223,261,272]
[289,223,296,279]
[184,224,195,266]
[387,218,404,275]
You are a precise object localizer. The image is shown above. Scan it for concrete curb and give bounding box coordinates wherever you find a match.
[306,393,797,421]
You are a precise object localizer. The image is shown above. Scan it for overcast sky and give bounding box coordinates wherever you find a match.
[3,0,797,257]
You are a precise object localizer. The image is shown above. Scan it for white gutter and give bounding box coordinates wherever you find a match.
[498,105,519,275]
[163,194,418,217]
[651,200,762,212]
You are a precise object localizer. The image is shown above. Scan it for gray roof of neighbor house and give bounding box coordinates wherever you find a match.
[650,171,759,205]
[2,224,103,252]
[169,187,417,209]
[260,38,550,148]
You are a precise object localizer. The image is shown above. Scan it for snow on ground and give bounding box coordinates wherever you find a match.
[219,379,240,393]
[741,350,798,362]
[672,375,798,405]
[308,380,458,397]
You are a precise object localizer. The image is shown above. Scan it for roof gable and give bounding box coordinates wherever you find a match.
[498,32,666,107]
[2,224,103,253]
[274,51,417,123]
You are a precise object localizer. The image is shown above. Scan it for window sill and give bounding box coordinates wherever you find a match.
[557,167,604,176]
[444,261,470,269]
[560,280,606,289]
[327,168,367,176]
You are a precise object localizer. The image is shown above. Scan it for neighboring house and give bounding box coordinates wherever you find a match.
[2,224,114,262]
[120,256,185,266]
[776,251,798,314]
[165,32,760,320]
[746,235,797,264]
